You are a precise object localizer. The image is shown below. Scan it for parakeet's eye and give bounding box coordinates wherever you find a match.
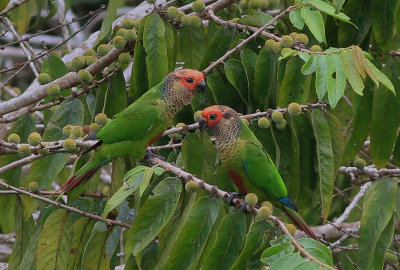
[209,113,217,120]
[185,78,194,84]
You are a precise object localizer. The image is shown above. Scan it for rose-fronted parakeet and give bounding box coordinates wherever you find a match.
[59,69,206,192]
[198,105,317,239]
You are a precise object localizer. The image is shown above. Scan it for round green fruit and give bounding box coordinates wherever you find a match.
[288,102,302,115]
[272,42,282,54]
[18,144,31,157]
[167,6,178,18]
[275,119,287,130]
[121,18,135,29]
[28,181,39,191]
[38,143,49,155]
[116,28,128,37]
[257,205,272,219]
[281,48,291,55]
[113,36,127,50]
[258,117,270,129]
[181,15,191,26]
[71,126,83,138]
[194,110,202,121]
[118,53,131,65]
[90,123,102,132]
[85,56,98,66]
[176,10,185,20]
[7,133,20,143]
[97,44,113,57]
[63,139,77,153]
[62,125,73,137]
[95,113,108,126]
[70,56,86,71]
[286,224,297,235]
[310,45,322,52]
[245,193,258,206]
[289,32,298,40]
[192,0,205,12]
[37,73,51,85]
[261,201,273,209]
[77,69,93,84]
[176,122,186,128]
[280,35,294,48]
[185,181,199,192]
[28,132,41,146]
[47,84,60,96]
[265,39,276,51]
[271,111,283,123]
[190,15,202,28]
[124,30,137,42]
[84,49,96,56]
[354,158,366,168]
[296,33,309,46]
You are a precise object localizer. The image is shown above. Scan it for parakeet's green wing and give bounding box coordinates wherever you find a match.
[97,98,161,144]
[241,141,288,201]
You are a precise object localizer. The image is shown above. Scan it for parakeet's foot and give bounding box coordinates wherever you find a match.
[227,192,244,206]
[240,201,249,213]
[145,149,165,166]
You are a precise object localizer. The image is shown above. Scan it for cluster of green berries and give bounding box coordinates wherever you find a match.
[8,132,49,157]
[238,0,270,11]
[166,6,202,28]
[265,33,310,55]
[255,201,273,221]
[37,73,62,97]
[68,53,99,72]
[257,103,302,130]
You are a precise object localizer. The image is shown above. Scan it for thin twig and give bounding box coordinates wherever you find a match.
[0,190,108,199]
[0,0,30,17]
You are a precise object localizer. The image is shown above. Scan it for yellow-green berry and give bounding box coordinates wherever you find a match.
[194,110,202,121]
[124,30,137,42]
[245,193,258,206]
[84,49,96,56]
[167,6,178,18]
[47,84,60,96]
[288,102,302,115]
[95,113,108,126]
[133,19,142,29]
[7,133,20,143]
[71,126,83,138]
[28,132,41,146]
[113,36,127,50]
[260,0,269,9]
[77,69,93,83]
[176,10,185,20]
[176,122,186,128]
[280,35,294,48]
[118,53,131,65]
[181,15,191,26]
[249,0,261,9]
[63,138,77,153]
[97,44,113,57]
[261,200,273,209]
[289,32,298,40]
[62,125,73,137]
[90,122,102,132]
[258,117,270,129]
[242,118,250,125]
[271,111,283,123]
[273,42,282,54]
[354,158,366,168]
[190,15,202,28]
[37,73,51,85]
[310,45,322,52]
[38,143,49,155]
[122,18,135,29]
[85,56,98,66]
[257,205,272,219]
[286,224,297,235]
[116,28,128,37]
[185,180,199,192]
[275,118,287,130]
[18,144,31,157]
[265,39,276,51]
[192,0,205,12]
[296,34,309,46]
[28,181,39,191]
[70,56,86,71]
[281,48,291,55]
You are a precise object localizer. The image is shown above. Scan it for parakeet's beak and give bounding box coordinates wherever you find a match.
[198,116,208,130]
[195,80,206,93]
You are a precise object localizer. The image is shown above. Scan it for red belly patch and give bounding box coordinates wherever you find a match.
[147,132,163,146]
[227,170,248,194]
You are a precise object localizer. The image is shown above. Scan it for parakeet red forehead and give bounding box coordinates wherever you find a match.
[201,105,232,126]
[174,69,205,90]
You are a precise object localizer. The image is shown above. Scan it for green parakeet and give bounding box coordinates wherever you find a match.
[198,105,317,239]
[59,69,206,192]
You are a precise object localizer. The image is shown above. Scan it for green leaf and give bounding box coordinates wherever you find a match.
[289,8,305,29]
[301,6,326,43]
[103,166,153,217]
[104,69,127,117]
[163,196,219,270]
[253,47,277,110]
[36,209,73,270]
[238,11,274,27]
[178,27,207,69]
[278,49,297,61]
[278,57,312,107]
[94,0,119,46]
[200,210,247,270]
[358,178,397,270]
[327,54,346,108]
[366,60,395,93]
[129,16,149,99]
[340,49,364,95]
[370,63,400,168]
[338,0,371,47]
[125,177,182,256]
[164,21,178,72]
[260,243,295,264]
[41,56,69,81]
[326,112,345,180]
[310,109,334,221]
[301,54,316,75]
[8,197,35,270]
[231,220,272,270]
[0,0,9,11]
[370,0,398,52]
[342,88,373,164]
[292,261,320,270]
[9,1,31,34]
[315,54,328,99]
[81,222,114,270]
[269,253,303,270]
[308,0,353,24]
[298,238,333,265]
[67,218,95,270]
[143,13,168,88]
[225,59,249,105]
[240,49,258,108]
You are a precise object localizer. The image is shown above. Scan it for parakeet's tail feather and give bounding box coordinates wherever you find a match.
[57,158,108,192]
[281,205,318,240]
